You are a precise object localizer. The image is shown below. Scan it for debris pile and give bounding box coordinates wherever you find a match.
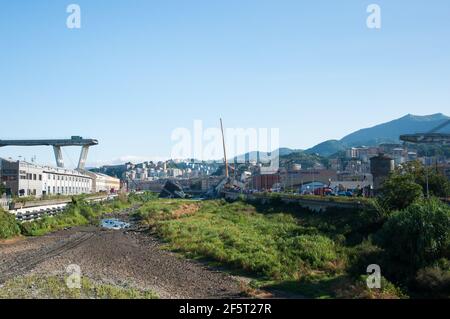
[159,180,187,199]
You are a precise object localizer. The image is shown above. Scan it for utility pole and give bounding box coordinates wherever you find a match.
[425,148,430,199]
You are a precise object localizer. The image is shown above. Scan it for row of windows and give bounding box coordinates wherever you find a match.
[20,173,42,181]
[46,186,90,195]
[46,173,90,183]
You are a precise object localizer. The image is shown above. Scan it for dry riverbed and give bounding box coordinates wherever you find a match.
[0,217,245,299]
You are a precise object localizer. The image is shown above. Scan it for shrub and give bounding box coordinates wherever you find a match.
[290,235,337,269]
[337,275,407,299]
[0,208,21,239]
[376,198,450,278]
[415,262,450,296]
[346,240,384,277]
[378,173,423,211]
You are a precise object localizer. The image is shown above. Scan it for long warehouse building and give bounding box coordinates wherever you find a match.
[0,158,120,197]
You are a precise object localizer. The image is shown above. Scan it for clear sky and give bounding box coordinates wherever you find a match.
[1,0,449,167]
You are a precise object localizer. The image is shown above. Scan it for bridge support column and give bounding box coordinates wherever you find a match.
[53,146,64,168]
[77,145,90,170]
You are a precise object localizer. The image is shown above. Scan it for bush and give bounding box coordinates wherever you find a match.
[376,198,450,278]
[347,240,384,277]
[0,208,21,239]
[415,262,450,296]
[290,235,337,269]
[378,173,423,211]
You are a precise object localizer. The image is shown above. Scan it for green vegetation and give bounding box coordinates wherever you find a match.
[0,192,157,239]
[378,172,424,211]
[375,199,450,284]
[399,161,450,198]
[19,195,132,237]
[0,275,158,299]
[136,199,404,298]
[156,201,339,279]
[378,161,450,211]
[136,173,450,299]
[0,208,21,239]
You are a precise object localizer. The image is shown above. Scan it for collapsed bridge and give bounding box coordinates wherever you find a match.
[0,136,98,170]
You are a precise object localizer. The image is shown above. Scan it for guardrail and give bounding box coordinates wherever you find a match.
[8,194,118,222]
[223,191,372,212]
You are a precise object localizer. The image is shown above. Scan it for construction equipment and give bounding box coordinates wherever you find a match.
[220,118,229,178]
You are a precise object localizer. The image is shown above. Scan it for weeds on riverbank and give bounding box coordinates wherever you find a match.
[19,195,132,236]
[143,200,340,279]
[0,275,158,299]
[0,208,21,239]
[138,199,411,298]
[3,193,153,238]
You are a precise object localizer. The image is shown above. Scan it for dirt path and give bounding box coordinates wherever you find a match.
[0,224,243,299]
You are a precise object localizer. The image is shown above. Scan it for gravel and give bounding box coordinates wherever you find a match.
[0,222,243,299]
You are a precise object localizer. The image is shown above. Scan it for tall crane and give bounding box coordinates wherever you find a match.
[220,118,229,178]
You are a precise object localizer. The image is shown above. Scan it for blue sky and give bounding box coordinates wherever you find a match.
[0,0,449,167]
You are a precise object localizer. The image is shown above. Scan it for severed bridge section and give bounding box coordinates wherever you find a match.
[0,136,98,170]
[400,119,450,145]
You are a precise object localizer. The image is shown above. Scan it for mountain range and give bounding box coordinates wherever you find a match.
[235,113,450,160]
[306,113,450,156]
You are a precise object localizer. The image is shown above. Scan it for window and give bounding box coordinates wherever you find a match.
[39,175,42,181]
[33,174,36,180]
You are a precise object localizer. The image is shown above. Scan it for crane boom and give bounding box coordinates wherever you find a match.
[220,118,229,178]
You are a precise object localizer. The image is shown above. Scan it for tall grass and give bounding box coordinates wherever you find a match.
[153,200,339,280]
[0,208,21,239]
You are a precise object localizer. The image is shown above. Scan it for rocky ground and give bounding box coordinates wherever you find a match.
[0,212,244,299]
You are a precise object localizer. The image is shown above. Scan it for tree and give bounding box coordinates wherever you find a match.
[0,182,5,196]
[376,199,450,278]
[378,172,423,211]
[397,161,450,198]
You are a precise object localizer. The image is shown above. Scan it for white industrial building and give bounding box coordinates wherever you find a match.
[84,171,121,193]
[0,158,93,197]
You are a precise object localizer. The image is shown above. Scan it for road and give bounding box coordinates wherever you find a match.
[0,210,244,299]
